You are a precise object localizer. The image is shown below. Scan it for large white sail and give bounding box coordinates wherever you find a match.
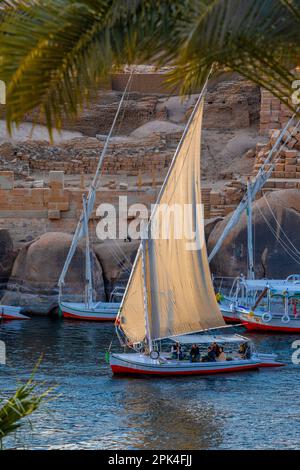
[119,95,225,344]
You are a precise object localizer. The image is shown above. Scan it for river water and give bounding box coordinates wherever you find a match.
[0,317,299,450]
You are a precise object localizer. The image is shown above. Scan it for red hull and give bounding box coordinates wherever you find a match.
[242,320,300,333]
[111,363,259,376]
[257,362,285,368]
[0,314,29,320]
[62,311,115,322]
[223,315,241,324]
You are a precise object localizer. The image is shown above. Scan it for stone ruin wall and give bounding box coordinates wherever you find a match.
[0,168,249,243]
[259,88,293,136]
[0,170,160,245]
[208,90,300,219]
[0,135,175,177]
[0,72,260,137]
[0,74,261,183]
[0,73,287,237]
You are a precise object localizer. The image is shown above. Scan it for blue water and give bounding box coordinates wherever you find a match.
[0,317,299,449]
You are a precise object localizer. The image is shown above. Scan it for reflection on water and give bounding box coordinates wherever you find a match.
[0,318,299,449]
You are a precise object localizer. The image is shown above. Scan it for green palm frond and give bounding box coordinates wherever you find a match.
[0,364,54,449]
[0,0,183,134]
[169,0,299,107]
[281,0,300,21]
[0,0,300,133]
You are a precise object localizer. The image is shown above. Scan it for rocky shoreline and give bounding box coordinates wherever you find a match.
[0,187,299,315]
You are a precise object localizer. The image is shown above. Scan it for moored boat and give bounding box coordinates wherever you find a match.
[0,305,29,320]
[60,300,120,321]
[240,311,300,333]
[209,115,300,327]
[219,277,300,332]
[219,300,246,324]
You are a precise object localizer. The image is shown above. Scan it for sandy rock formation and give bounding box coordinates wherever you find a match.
[208,189,300,279]
[130,120,184,139]
[1,232,105,315]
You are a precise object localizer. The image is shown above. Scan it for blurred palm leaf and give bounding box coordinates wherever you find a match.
[0,0,300,133]
[0,372,52,449]
[169,0,300,102]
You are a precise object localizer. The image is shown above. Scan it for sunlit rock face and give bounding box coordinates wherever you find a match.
[208,189,300,279]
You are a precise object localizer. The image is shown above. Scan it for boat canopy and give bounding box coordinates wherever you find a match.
[240,278,300,293]
[170,333,248,345]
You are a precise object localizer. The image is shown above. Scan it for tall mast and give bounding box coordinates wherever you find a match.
[83,194,93,308]
[141,238,152,353]
[246,178,255,280]
[58,73,133,297]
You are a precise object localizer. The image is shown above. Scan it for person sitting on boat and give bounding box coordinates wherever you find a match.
[189,344,200,362]
[216,347,226,362]
[171,342,183,360]
[212,342,221,357]
[239,342,251,359]
[202,346,217,362]
[208,346,217,361]
[244,343,251,359]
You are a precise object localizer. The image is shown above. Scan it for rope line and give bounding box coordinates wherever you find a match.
[257,205,300,265]
[262,192,300,259]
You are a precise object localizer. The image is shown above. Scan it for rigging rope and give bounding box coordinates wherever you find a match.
[257,205,300,265]
[94,75,135,272]
[208,114,300,262]
[262,191,300,260]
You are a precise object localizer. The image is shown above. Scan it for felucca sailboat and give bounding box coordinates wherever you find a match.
[110,85,283,376]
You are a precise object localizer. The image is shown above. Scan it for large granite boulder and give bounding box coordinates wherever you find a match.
[0,229,16,291]
[1,232,105,315]
[208,189,300,279]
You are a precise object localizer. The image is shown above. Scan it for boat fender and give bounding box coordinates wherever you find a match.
[262,312,272,323]
[150,350,160,360]
[281,315,290,323]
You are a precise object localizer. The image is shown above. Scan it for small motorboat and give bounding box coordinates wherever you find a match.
[110,334,284,376]
[0,305,29,320]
